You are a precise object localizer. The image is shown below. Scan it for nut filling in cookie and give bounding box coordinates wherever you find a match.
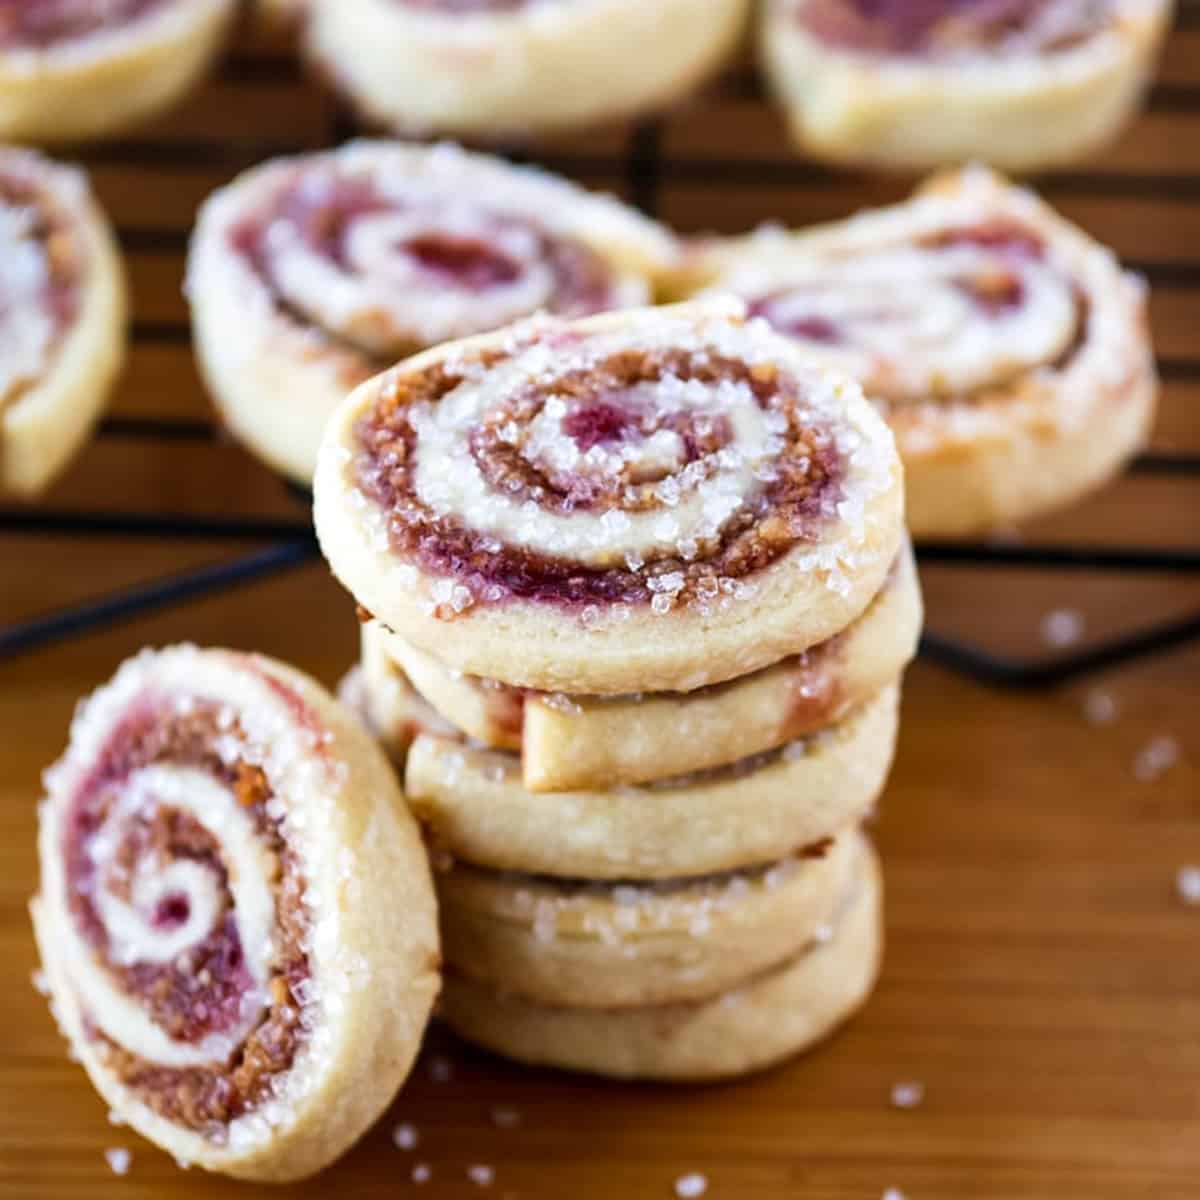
[188,142,677,484]
[795,0,1115,57]
[33,646,441,1182]
[354,340,845,612]
[62,698,311,1135]
[316,302,903,694]
[228,163,627,363]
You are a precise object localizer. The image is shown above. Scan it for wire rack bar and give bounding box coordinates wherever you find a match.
[0,540,319,662]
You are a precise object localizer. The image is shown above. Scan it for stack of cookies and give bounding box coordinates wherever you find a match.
[316,300,920,1080]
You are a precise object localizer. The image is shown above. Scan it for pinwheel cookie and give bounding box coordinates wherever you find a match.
[369,542,918,791]
[441,839,882,1080]
[314,300,905,695]
[0,0,236,144]
[762,0,1172,171]
[689,167,1156,537]
[188,140,679,483]
[302,0,750,140]
[404,685,898,880]
[32,646,440,1181]
[438,828,866,1008]
[0,147,125,495]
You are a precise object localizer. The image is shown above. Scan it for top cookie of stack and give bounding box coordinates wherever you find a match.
[315,299,905,707]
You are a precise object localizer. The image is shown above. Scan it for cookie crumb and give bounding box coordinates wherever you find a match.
[412,1163,432,1184]
[675,1172,708,1198]
[104,1148,131,1176]
[392,1122,419,1150]
[467,1164,495,1187]
[1082,690,1118,726]
[890,1081,924,1109]
[1041,608,1084,648]
[1133,735,1179,782]
[1177,866,1200,907]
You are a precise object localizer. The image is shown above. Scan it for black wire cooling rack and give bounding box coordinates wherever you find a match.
[2,4,1198,686]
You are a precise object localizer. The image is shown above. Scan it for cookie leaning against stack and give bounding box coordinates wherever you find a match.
[32,646,440,1181]
[317,299,919,1080]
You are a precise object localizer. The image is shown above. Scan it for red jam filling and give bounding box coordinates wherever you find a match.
[752,223,1048,346]
[62,693,312,1131]
[356,347,845,612]
[800,0,1109,54]
[230,171,620,356]
[0,0,169,48]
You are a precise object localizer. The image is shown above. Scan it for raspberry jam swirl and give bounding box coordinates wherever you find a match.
[0,151,83,409]
[795,0,1114,56]
[737,222,1083,407]
[229,147,638,364]
[351,307,861,616]
[0,0,171,49]
[39,652,326,1139]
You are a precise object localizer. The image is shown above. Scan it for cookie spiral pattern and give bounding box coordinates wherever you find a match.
[694,168,1157,536]
[188,141,677,483]
[0,0,235,143]
[33,647,439,1182]
[315,300,904,694]
[0,147,124,496]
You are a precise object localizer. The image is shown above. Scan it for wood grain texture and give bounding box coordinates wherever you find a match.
[1,2,1198,1196]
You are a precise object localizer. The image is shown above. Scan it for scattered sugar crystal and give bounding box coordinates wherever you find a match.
[412,1163,432,1184]
[1133,735,1180,781]
[1040,608,1085,648]
[891,1081,924,1109]
[30,968,48,995]
[812,924,834,945]
[1082,690,1118,726]
[491,1106,521,1129]
[107,1110,125,1127]
[651,594,673,616]
[882,1191,906,1200]
[1176,866,1200,907]
[428,1055,454,1083]
[467,1164,494,1187]
[392,1123,419,1150]
[675,1172,708,1198]
[104,1148,131,1176]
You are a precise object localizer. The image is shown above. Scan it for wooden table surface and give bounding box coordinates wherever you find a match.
[2,5,1199,1197]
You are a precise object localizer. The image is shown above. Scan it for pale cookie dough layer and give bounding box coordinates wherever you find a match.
[33,645,440,1182]
[373,541,919,790]
[404,683,898,879]
[303,0,751,140]
[339,660,456,765]
[1,148,125,496]
[689,167,1156,537]
[0,0,236,144]
[440,839,882,1080]
[438,828,865,1008]
[761,0,1172,172]
[188,139,678,483]
[315,300,905,695]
